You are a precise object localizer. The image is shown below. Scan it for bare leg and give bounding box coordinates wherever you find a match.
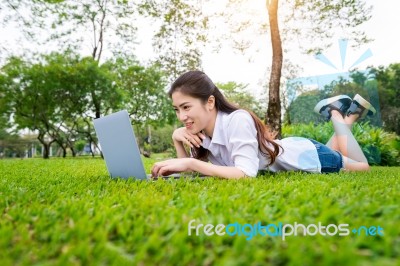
[329,110,369,171]
[326,113,356,150]
[325,123,351,151]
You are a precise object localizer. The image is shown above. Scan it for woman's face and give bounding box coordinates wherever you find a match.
[171,91,216,135]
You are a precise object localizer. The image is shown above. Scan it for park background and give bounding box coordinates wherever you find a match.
[0,0,399,265]
[0,0,399,161]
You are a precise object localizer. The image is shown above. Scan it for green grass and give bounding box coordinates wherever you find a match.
[0,158,399,266]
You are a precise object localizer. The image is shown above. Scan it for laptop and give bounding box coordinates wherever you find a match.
[93,110,200,180]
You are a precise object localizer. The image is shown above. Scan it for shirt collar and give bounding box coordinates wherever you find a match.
[202,111,226,148]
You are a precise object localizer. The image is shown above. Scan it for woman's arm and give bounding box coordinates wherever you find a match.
[190,158,247,179]
[151,158,248,179]
[173,139,189,158]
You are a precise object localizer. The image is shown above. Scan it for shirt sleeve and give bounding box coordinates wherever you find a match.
[226,111,259,177]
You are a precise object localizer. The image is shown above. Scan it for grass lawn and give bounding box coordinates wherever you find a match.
[0,157,399,265]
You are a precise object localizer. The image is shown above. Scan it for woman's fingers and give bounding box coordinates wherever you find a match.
[197,132,206,140]
[151,163,160,177]
[151,158,192,178]
[186,136,195,148]
[185,136,198,148]
[151,161,177,177]
[151,161,168,175]
[158,166,175,177]
[173,127,206,148]
[185,133,205,148]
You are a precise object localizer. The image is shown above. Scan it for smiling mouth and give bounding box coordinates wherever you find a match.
[185,122,194,129]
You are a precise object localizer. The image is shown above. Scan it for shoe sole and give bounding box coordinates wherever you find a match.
[313,95,352,114]
[353,94,376,115]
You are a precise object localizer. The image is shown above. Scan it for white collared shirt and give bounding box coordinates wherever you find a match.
[201,110,321,177]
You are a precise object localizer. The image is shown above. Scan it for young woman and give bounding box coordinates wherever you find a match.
[151,70,376,179]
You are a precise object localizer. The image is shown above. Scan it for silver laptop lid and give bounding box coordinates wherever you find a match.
[93,110,147,179]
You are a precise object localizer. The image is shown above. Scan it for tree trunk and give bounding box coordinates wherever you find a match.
[37,131,58,159]
[266,0,283,138]
[62,146,67,158]
[40,142,50,159]
[37,134,52,159]
[43,144,50,159]
[70,146,76,157]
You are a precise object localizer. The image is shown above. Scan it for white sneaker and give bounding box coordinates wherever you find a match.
[314,95,352,120]
[346,94,376,119]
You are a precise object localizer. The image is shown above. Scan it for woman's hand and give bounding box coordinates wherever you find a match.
[151,158,193,177]
[172,127,206,148]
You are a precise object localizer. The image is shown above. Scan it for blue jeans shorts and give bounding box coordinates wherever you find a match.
[309,139,344,173]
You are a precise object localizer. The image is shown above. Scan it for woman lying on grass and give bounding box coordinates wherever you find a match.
[151,70,376,179]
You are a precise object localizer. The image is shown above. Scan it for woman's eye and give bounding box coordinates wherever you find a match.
[183,106,190,110]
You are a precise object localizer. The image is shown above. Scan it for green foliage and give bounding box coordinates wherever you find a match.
[352,124,400,166]
[0,53,172,158]
[282,122,333,144]
[286,91,323,124]
[0,135,27,158]
[0,53,120,157]
[282,122,400,166]
[286,66,399,135]
[283,0,372,54]
[286,73,381,127]
[0,158,399,265]
[135,125,175,154]
[0,73,9,123]
[217,81,266,120]
[141,0,207,81]
[373,63,400,135]
[1,0,139,61]
[225,0,372,135]
[0,127,39,158]
[109,58,175,126]
[74,140,86,154]
[148,125,175,154]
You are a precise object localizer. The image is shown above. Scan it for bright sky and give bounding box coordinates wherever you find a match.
[1,0,399,96]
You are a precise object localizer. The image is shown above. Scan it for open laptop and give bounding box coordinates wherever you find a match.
[93,110,200,180]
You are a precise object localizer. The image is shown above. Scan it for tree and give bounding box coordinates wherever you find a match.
[219,0,372,137]
[265,0,283,137]
[286,70,385,127]
[373,64,400,134]
[217,81,266,120]
[0,53,119,158]
[286,90,322,125]
[0,70,9,127]
[1,0,139,62]
[140,0,208,82]
[0,52,174,158]
[0,0,143,137]
[1,57,60,158]
[107,57,176,126]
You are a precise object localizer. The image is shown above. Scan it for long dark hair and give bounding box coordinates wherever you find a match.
[168,70,280,165]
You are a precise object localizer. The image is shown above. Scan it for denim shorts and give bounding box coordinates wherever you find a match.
[309,139,344,173]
